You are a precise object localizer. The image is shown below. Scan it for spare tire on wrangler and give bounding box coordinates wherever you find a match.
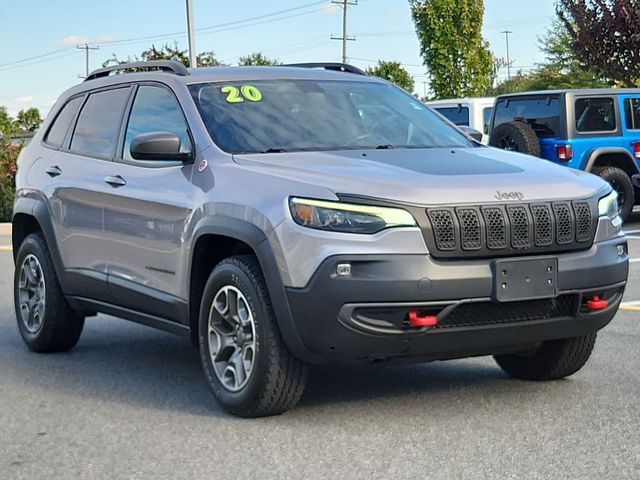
[490,121,541,157]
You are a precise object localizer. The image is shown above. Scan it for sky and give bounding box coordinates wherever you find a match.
[0,0,557,117]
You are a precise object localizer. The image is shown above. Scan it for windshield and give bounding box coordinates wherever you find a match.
[189,79,473,154]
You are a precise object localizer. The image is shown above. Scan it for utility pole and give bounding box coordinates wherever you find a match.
[331,0,356,64]
[186,0,197,68]
[501,30,513,81]
[77,44,99,78]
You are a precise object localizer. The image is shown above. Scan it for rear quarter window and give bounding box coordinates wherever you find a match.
[575,97,616,133]
[493,97,561,138]
[44,96,83,148]
[433,106,470,126]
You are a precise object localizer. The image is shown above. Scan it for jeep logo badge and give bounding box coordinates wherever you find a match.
[495,190,524,201]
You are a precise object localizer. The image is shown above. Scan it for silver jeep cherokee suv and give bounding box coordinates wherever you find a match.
[12,61,628,417]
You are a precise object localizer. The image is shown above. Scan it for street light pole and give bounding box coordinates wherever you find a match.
[186,0,197,68]
[501,30,513,81]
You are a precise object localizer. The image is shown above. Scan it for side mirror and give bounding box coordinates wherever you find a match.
[130,131,192,162]
[459,126,483,143]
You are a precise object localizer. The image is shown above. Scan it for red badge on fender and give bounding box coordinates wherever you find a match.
[198,159,208,172]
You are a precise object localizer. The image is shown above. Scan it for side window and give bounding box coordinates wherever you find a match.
[624,98,640,130]
[70,88,131,158]
[482,107,493,135]
[44,96,83,148]
[575,97,616,133]
[123,85,190,161]
[433,106,470,126]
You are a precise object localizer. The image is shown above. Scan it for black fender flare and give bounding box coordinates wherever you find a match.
[12,196,71,293]
[582,147,639,175]
[189,216,324,364]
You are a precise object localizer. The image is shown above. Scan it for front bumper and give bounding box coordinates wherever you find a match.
[285,236,628,363]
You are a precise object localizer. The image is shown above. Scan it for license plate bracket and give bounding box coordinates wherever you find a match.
[494,257,558,302]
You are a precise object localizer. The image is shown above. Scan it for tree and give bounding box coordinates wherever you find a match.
[238,52,281,66]
[0,107,14,140]
[557,0,640,87]
[366,60,415,92]
[487,19,608,95]
[104,43,223,68]
[409,0,493,98]
[14,108,42,132]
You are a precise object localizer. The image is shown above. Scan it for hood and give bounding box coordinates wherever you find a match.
[233,147,609,205]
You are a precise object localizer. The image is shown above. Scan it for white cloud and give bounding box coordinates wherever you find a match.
[14,95,34,104]
[62,35,89,45]
[95,34,116,43]
[320,5,340,13]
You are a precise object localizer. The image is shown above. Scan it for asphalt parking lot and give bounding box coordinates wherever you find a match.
[1,220,639,480]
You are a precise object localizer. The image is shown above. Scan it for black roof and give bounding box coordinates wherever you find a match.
[496,88,640,99]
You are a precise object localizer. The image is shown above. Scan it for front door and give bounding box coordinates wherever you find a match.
[100,84,195,323]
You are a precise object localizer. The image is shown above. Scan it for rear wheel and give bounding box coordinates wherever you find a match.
[14,233,84,352]
[591,166,634,222]
[198,255,307,417]
[494,333,597,381]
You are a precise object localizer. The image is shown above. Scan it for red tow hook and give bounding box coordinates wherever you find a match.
[408,311,439,327]
[586,295,609,311]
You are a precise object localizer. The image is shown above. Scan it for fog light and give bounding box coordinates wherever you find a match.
[336,263,352,276]
[617,244,626,256]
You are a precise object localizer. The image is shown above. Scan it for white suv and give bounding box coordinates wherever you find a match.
[425,97,495,144]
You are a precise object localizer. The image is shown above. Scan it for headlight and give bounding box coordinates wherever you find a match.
[598,190,618,220]
[289,197,417,234]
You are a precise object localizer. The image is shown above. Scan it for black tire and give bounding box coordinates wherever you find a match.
[198,255,307,417]
[13,233,84,352]
[494,333,597,381]
[489,121,541,157]
[591,166,634,222]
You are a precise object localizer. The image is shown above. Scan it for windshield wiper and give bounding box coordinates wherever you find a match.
[261,148,287,153]
[375,144,394,149]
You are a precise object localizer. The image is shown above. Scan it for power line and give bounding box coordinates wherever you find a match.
[331,0,357,63]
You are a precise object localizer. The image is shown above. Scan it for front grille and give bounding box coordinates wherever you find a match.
[435,295,577,329]
[424,200,597,259]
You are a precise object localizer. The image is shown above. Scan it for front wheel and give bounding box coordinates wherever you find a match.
[592,166,634,222]
[494,333,597,381]
[14,233,85,352]
[198,255,307,417]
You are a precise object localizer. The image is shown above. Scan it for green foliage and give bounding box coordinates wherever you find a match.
[238,52,281,66]
[557,0,640,87]
[366,60,415,92]
[15,108,42,132]
[0,106,15,140]
[104,43,223,68]
[488,20,608,95]
[409,0,493,98]
[0,143,20,222]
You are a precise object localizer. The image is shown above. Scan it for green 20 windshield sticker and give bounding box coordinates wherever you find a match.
[221,85,263,103]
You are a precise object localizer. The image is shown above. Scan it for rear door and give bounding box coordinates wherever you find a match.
[101,83,195,323]
[38,86,132,301]
[619,94,640,165]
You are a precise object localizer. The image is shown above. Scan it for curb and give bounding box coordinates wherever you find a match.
[0,223,11,235]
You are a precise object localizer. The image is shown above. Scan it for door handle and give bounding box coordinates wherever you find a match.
[104,175,126,188]
[45,165,62,177]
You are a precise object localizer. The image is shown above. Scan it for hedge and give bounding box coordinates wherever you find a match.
[0,144,20,222]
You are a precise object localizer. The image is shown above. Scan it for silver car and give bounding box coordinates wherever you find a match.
[11,61,628,417]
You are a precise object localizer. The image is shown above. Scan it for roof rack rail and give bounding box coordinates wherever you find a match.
[84,60,190,82]
[283,62,367,76]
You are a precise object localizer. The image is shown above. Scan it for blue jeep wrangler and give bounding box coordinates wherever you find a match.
[489,89,640,221]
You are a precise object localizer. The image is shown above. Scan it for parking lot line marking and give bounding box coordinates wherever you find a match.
[620,304,640,312]
[0,245,12,251]
[630,258,640,263]
[623,228,640,235]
